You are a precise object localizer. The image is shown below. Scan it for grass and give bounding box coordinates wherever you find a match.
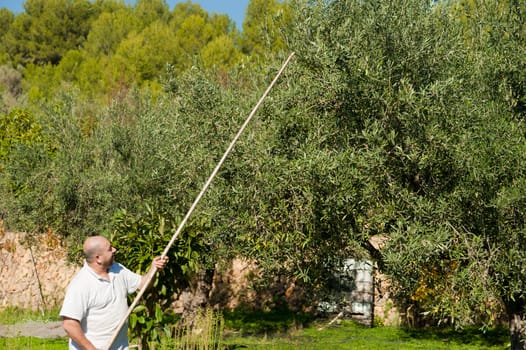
[0,306,60,325]
[0,337,67,350]
[0,307,510,350]
[221,319,509,350]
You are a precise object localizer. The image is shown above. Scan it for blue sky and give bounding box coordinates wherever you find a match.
[0,0,250,28]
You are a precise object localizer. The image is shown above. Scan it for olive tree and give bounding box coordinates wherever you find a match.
[273,0,526,348]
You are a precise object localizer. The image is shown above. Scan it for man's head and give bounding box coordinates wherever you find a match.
[83,235,116,271]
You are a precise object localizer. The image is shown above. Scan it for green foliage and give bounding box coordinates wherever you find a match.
[83,8,141,57]
[5,68,244,243]
[113,20,178,84]
[3,0,98,65]
[0,8,14,64]
[0,109,54,230]
[0,0,243,102]
[110,205,209,347]
[201,34,243,71]
[0,109,44,162]
[0,8,14,37]
[135,0,170,26]
[285,0,526,342]
[451,0,526,120]
[0,108,42,147]
[206,51,372,302]
[241,0,293,56]
[170,1,209,30]
[170,14,219,74]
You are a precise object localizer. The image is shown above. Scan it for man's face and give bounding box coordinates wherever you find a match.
[98,238,116,269]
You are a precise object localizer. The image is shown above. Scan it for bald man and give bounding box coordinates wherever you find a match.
[60,235,168,350]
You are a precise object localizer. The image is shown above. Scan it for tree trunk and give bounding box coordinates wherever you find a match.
[181,268,215,326]
[507,300,526,350]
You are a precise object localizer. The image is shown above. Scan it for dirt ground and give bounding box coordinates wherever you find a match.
[0,320,65,338]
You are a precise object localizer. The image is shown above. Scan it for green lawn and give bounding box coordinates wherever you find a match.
[221,321,509,350]
[0,324,510,350]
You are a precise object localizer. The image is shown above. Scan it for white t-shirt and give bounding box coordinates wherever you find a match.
[60,262,142,350]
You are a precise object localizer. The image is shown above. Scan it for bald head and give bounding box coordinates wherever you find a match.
[83,236,109,263]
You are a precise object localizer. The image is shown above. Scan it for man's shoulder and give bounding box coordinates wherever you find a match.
[66,265,97,292]
[109,262,129,273]
[110,262,139,277]
[109,262,142,292]
[71,264,93,280]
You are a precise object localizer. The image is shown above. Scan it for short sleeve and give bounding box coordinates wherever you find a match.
[116,263,142,295]
[60,277,88,321]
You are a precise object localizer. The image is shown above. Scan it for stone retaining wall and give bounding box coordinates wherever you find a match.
[0,227,78,311]
[0,224,402,326]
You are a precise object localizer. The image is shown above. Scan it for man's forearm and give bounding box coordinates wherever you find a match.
[139,266,157,291]
[62,317,99,350]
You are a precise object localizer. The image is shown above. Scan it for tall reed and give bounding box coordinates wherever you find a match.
[159,308,224,350]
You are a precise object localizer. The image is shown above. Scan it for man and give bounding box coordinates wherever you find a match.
[60,235,168,350]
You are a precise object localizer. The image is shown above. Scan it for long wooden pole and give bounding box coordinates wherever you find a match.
[104,52,295,350]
